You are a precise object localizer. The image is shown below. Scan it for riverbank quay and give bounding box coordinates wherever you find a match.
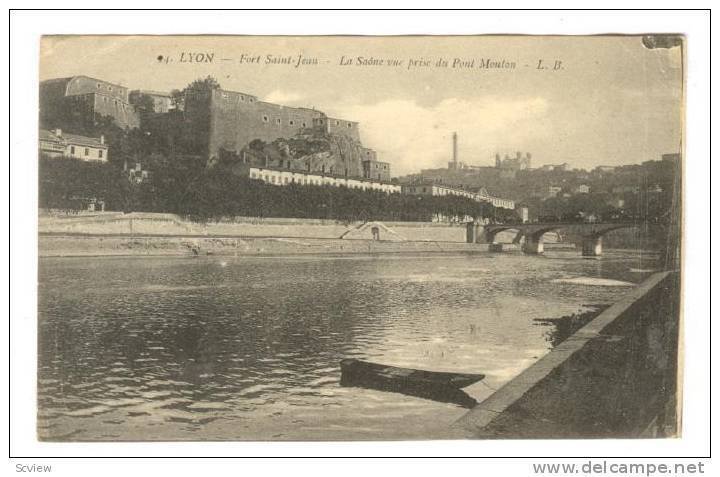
[452,271,680,438]
[39,211,469,242]
[38,211,541,257]
[39,234,523,258]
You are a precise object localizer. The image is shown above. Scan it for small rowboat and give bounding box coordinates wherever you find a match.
[340,359,485,408]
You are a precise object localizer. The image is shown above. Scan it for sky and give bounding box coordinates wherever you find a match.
[40,35,684,176]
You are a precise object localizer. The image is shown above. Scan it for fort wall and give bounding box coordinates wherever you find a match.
[203,89,325,159]
[39,76,140,130]
[185,88,370,172]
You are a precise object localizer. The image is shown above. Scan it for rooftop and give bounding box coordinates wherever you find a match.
[40,129,107,148]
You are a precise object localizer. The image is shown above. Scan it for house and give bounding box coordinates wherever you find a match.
[612,185,640,194]
[540,163,569,172]
[573,184,590,194]
[542,185,562,199]
[125,162,152,184]
[39,128,108,162]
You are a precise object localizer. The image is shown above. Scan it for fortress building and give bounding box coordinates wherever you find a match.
[182,87,387,180]
[40,75,140,130]
[39,76,391,182]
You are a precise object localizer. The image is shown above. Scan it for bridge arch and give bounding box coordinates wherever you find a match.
[482,221,646,256]
[481,226,521,244]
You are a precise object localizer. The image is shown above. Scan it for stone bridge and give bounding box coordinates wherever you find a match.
[468,222,644,256]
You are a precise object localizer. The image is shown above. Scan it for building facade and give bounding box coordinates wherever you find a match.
[401,182,515,209]
[235,164,400,194]
[362,159,391,181]
[544,185,562,198]
[39,128,108,162]
[40,75,140,130]
[540,163,570,172]
[573,184,591,194]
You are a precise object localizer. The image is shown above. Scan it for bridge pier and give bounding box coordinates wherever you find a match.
[581,236,603,257]
[522,236,544,255]
[466,222,480,243]
[489,243,504,252]
[473,225,492,244]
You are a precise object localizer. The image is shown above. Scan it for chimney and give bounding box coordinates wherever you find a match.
[54,128,62,137]
[100,135,105,145]
[452,132,458,166]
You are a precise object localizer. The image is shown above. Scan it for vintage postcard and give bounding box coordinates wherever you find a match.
[37,34,683,441]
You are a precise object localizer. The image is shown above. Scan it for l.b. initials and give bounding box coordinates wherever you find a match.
[537,59,563,70]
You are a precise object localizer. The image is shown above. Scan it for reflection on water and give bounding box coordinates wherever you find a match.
[38,249,658,440]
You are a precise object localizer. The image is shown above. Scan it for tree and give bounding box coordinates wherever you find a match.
[169,89,184,110]
[38,155,128,211]
[186,76,221,92]
[132,93,157,119]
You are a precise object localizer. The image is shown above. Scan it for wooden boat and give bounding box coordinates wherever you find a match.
[340,359,485,408]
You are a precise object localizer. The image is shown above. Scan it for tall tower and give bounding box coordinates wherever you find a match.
[452,132,458,167]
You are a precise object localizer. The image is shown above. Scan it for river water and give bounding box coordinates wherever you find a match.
[37,249,659,440]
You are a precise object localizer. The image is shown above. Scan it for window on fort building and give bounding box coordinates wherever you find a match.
[96,83,101,89]
[108,86,112,91]
[302,122,307,127]
[335,120,340,126]
[70,146,75,155]
[262,115,269,123]
[347,123,352,128]
[240,95,245,101]
[289,120,294,125]
[84,148,89,156]
[275,118,281,125]
[284,177,289,184]
[99,150,103,158]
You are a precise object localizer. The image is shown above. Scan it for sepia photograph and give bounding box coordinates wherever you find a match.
[32,33,686,443]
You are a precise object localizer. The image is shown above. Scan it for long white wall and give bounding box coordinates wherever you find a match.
[249,166,401,193]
